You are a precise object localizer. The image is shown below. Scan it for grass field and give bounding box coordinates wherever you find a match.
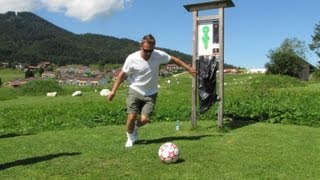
[0,121,319,179]
[1,70,320,179]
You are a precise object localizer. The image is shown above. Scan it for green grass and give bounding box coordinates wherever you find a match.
[0,87,17,101]
[1,72,320,178]
[1,73,320,136]
[0,121,319,179]
[0,69,24,83]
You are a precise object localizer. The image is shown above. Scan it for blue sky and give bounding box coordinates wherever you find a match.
[1,0,319,68]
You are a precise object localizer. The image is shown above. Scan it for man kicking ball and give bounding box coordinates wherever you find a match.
[107,34,196,147]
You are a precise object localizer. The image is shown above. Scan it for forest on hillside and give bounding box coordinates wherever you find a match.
[0,11,192,66]
[0,11,237,68]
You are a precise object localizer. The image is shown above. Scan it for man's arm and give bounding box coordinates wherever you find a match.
[169,56,197,76]
[108,70,126,101]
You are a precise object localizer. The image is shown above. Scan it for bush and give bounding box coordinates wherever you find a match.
[249,74,305,89]
[0,87,17,101]
[17,79,66,96]
[224,74,320,127]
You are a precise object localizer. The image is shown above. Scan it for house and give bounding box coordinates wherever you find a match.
[6,79,26,87]
[15,63,27,70]
[59,77,79,85]
[75,65,91,74]
[1,62,9,68]
[90,76,108,86]
[37,61,53,69]
[159,68,170,77]
[41,71,56,78]
[247,68,267,74]
[78,77,91,86]
[6,77,37,87]
[165,64,183,71]
[58,78,66,85]
[25,65,38,72]
[298,60,317,81]
[224,68,238,74]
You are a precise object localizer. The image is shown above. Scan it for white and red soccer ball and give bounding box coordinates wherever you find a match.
[158,142,179,163]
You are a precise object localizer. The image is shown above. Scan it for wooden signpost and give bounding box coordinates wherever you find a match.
[184,0,235,129]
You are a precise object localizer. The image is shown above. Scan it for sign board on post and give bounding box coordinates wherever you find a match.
[184,0,235,129]
[197,21,219,56]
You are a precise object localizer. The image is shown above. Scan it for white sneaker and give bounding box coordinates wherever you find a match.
[125,132,134,148]
[132,126,139,143]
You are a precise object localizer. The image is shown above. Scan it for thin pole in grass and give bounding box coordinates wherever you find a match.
[184,0,235,129]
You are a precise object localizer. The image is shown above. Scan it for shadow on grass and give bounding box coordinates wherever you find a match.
[136,134,218,145]
[223,114,257,130]
[0,133,35,139]
[161,159,185,164]
[0,152,81,171]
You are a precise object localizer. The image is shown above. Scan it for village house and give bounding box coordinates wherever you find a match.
[15,63,27,70]
[90,76,108,86]
[247,68,267,74]
[37,61,53,69]
[58,74,108,86]
[224,68,238,74]
[78,77,91,86]
[1,62,9,68]
[41,71,56,78]
[165,63,183,71]
[297,60,317,81]
[6,77,37,87]
[58,76,79,85]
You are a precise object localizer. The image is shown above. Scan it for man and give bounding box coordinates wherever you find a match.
[108,34,196,147]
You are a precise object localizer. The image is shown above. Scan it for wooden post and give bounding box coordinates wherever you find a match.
[184,0,234,129]
[191,11,198,129]
[218,7,225,128]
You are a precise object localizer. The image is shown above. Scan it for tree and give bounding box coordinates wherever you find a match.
[309,22,320,80]
[265,51,305,78]
[309,22,320,59]
[38,66,44,76]
[279,38,308,59]
[265,38,309,78]
[25,68,34,78]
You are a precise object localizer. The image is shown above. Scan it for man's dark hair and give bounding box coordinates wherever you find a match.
[140,34,156,46]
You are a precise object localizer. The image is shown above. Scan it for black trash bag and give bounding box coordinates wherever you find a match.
[197,56,218,113]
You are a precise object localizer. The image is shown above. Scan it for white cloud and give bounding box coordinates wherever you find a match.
[0,0,40,12]
[0,0,132,22]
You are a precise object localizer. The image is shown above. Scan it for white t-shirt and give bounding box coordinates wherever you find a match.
[122,49,171,96]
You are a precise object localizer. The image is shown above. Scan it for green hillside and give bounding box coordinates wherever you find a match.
[0,11,192,66]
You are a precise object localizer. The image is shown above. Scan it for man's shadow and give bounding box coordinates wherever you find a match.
[0,133,35,139]
[0,152,81,170]
[135,134,220,145]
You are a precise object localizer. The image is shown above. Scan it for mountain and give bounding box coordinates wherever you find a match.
[0,11,192,66]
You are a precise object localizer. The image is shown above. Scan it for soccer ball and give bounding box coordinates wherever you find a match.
[158,142,179,163]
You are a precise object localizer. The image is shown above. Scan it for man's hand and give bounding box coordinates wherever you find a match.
[188,67,197,77]
[107,70,125,102]
[107,91,116,101]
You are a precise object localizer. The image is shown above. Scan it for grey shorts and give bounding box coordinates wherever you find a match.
[126,88,158,116]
